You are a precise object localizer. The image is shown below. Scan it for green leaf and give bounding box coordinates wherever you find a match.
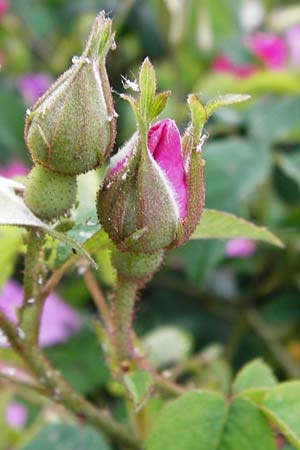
[233,359,277,400]
[146,390,226,450]
[205,94,251,118]
[0,88,26,155]
[22,423,110,450]
[203,138,271,213]
[174,238,226,283]
[262,382,300,449]
[83,228,113,254]
[0,183,96,267]
[139,58,156,122]
[142,326,192,369]
[219,398,276,450]
[276,152,300,189]
[191,209,284,247]
[124,370,154,410]
[147,392,276,450]
[46,328,110,394]
[246,97,300,142]
[0,227,23,287]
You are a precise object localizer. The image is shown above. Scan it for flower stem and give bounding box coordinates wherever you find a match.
[113,275,139,363]
[0,309,142,450]
[83,269,113,333]
[21,230,46,346]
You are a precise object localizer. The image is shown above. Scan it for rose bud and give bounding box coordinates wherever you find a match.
[97,117,205,253]
[24,12,116,176]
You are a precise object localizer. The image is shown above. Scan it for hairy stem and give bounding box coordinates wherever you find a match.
[83,269,113,333]
[0,309,142,450]
[113,275,139,363]
[21,230,46,345]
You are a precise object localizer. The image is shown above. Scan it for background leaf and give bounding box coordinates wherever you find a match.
[21,423,111,450]
[233,359,277,394]
[263,382,300,449]
[192,209,283,247]
[124,370,154,410]
[146,390,226,450]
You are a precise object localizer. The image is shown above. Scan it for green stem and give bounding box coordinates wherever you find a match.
[113,275,139,363]
[0,309,142,450]
[21,230,46,345]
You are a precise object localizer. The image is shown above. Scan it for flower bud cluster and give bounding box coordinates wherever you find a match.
[24,12,117,220]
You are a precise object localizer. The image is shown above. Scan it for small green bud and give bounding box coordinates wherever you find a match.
[24,165,77,220]
[24,12,116,175]
[112,249,164,281]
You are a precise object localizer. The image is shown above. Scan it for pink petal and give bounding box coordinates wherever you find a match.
[0,160,28,178]
[211,55,256,78]
[0,0,9,16]
[0,280,23,324]
[0,280,82,347]
[147,119,187,219]
[286,26,300,68]
[39,293,82,347]
[5,402,27,428]
[18,73,53,105]
[225,238,256,259]
[248,33,287,70]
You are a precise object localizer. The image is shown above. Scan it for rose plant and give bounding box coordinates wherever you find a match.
[0,11,298,450]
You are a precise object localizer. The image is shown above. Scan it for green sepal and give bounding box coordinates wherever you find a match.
[139,58,156,124]
[187,94,207,146]
[150,91,171,120]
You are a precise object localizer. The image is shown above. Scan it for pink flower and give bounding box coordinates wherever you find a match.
[286,26,300,68]
[5,401,27,428]
[0,160,28,178]
[0,280,82,347]
[18,73,53,105]
[225,238,256,258]
[0,0,9,17]
[248,33,287,70]
[211,55,256,78]
[147,119,187,219]
[97,118,204,253]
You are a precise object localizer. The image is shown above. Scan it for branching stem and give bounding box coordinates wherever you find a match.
[0,309,142,450]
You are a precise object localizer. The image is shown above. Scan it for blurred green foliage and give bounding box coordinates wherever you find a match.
[0,0,300,449]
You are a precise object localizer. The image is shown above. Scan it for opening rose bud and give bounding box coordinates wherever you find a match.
[97,118,204,253]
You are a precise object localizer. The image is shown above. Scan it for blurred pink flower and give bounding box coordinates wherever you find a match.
[0,0,9,17]
[211,55,256,78]
[225,238,256,258]
[286,26,300,68]
[5,401,27,428]
[248,33,287,70]
[0,280,83,347]
[0,160,28,178]
[18,73,52,105]
[275,434,284,449]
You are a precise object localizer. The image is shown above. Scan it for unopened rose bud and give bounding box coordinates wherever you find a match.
[97,118,205,253]
[24,12,116,175]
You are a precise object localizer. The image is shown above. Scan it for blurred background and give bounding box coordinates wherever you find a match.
[0,0,300,448]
